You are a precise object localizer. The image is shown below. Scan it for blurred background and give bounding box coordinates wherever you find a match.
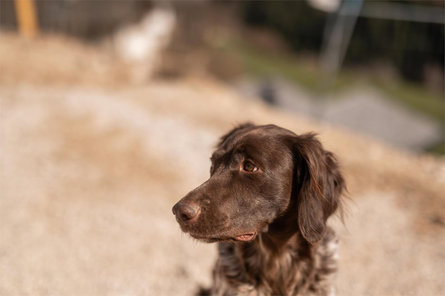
[0,0,444,295]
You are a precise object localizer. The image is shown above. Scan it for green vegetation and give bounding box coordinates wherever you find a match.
[372,78,444,123]
[227,40,353,93]
[425,140,445,155]
[223,39,444,125]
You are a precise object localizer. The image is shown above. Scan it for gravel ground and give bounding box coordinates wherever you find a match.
[1,34,444,296]
[1,81,444,296]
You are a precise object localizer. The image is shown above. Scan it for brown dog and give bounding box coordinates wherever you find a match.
[173,123,345,296]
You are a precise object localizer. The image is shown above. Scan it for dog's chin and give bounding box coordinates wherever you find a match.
[189,231,258,243]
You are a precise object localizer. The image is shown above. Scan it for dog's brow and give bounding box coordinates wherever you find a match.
[211,150,226,162]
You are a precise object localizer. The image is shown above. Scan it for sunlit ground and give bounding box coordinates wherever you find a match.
[1,33,444,295]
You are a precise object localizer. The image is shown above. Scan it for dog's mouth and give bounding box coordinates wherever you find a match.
[234,232,257,241]
[189,231,257,243]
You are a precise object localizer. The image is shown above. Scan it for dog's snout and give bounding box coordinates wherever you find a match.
[172,201,201,223]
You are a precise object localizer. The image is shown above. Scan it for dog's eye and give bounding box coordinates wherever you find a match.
[242,160,258,173]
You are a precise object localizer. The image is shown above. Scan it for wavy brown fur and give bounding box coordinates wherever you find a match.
[173,123,346,296]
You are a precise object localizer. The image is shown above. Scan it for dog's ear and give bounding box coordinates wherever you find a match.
[291,133,345,244]
[217,122,255,148]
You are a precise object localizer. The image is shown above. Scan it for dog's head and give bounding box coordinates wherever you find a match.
[172,123,345,244]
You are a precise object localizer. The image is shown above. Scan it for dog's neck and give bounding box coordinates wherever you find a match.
[217,231,314,295]
[259,229,310,256]
[215,204,320,294]
[261,205,307,253]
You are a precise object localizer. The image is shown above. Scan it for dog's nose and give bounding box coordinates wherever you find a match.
[172,202,201,223]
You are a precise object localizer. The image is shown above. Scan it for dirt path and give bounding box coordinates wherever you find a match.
[1,79,444,295]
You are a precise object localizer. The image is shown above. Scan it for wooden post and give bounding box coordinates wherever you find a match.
[14,0,39,38]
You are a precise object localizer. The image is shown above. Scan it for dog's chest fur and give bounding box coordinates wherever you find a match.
[210,228,338,296]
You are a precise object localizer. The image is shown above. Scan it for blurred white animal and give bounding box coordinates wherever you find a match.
[307,0,341,12]
[114,7,176,82]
